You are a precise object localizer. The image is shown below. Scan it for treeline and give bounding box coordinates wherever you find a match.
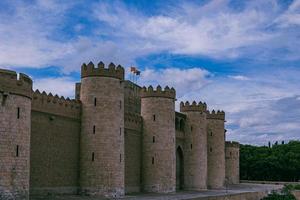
[240,141,300,182]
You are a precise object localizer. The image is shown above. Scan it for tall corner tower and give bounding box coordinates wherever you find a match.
[0,69,32,200]
[225,141,240,185]
[207,110,226,189]
[180,101,208,190]
[140,85,176,193]
[79,61,125,197]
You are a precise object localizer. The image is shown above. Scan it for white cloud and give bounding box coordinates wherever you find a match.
[228,75,250,81]
[0,1,72,67]
[93,1,275,59]
[0,0,299,71]
[33,77,75,98]
[275,0,300,27]
[139,67,212,98]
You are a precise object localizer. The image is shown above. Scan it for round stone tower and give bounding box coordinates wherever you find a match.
[180,101,208,190]
[207,110,226,189]
[80,61,125,197]
[141,85,176,193]
[225,141,240,185]
[0,69,32,200]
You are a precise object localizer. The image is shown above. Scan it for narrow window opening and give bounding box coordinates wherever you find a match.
[152,157,154,165]
[92,152,95,161]
[94,98,97,106]
[153,136,155,143]
[120,100,122,110]
[93,125,96,134]
[230,152,232,156]
[153,114,156,121]
[191,126,193,131]
[210,132,213,136]
[210,147,212,152]
[17,107,20,119]
[191,144,193,149]
[16,145,19,157]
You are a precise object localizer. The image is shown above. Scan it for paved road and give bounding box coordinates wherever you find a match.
[31,183,283,200]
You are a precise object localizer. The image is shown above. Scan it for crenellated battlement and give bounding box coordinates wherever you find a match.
[0,69,32,98]
[207,110,225,120]
[32,90,81,119]
[180,101,207,112]
[124,113,142,131]
[81,61,124,80]
[225,141,240,148]
[140,85,176,99]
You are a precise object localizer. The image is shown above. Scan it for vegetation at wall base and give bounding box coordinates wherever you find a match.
[261,192,296,200]
[261,184,299,200]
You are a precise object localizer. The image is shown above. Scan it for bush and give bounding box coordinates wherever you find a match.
[261,192,296,200]
[294,184,300,190]
[261,185,297,200]
[240,141,300,182]
[283,184,300,191]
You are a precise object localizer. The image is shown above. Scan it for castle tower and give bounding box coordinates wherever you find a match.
[79,62,125,197]
[180,101,208,190]
[0,69,32,200]
[225,141,240,185]
[207,110,226,189]
[140,85,176,193]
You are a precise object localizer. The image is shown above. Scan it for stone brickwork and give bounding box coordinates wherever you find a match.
[124,113,143,194]
[0,69,32,200]
[32,90,81,119]
[225,141,240,185]
[30,90,81,195]
[175,112,186,191]
[124,81,141,114]
[207,110,226,189]
[0,62,240,198]
[30,111,80,195]
[180,101,208,191]
[79,62,125,197]
[141,86,176,193]
[124,129,142,193]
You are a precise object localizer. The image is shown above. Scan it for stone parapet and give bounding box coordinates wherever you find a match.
[125,113,142,131]
[207,110,225,120]
[180,101,207,112]
[0,69,32,98]
[225,141,240,148]
[32,90,81,119]
[81,61,124,80]
[140,85,175,99]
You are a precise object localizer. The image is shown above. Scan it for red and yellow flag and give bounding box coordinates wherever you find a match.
[130,67,136,73]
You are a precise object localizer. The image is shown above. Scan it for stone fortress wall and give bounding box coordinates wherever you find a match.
[141,86,176,193]
[207,110,226,189]
[30,90,81,195]
[0,69,32,200]
[80,62,125,197]
[0,61,239,199]
[180,101,208,190]
[225,141,240,184]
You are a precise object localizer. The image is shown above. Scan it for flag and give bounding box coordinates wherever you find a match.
[130,67,136,73]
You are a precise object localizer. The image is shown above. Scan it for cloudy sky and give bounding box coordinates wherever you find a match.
[1,0,300,145]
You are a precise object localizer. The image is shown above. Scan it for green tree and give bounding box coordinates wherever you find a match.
[240,141,300,181]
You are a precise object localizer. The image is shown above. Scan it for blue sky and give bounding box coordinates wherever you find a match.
[0,0,300,145]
